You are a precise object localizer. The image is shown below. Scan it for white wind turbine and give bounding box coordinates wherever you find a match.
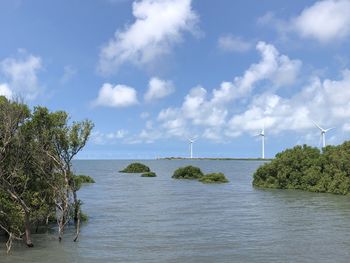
[188,137,197,159]
[313,121,334,148]
[256,126,265,159]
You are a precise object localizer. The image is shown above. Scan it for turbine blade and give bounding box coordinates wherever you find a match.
[312,120,323,131]
[324,127,335,132]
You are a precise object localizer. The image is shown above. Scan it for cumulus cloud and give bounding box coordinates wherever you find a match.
[144,77,174,102]
[102,42,294,142]
[227,69,350,136]
[217,35,253,52]
[91,129,128,145]
[93,83,138,107]
[259,0,350,43]
[141,42,300,141]
[211,41,301,104]
[0,51,42,100]
[98,0,198,74]
[292,0,350,43]
[113,42,350,145]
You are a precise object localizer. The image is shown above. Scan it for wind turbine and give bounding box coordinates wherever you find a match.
[188,137,197,159]
[256,127,265,159]
[313,121,334,148]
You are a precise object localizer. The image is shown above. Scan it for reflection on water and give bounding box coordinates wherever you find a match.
[2,160,350,263]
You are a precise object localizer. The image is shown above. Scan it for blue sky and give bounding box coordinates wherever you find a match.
[1,0,350,159]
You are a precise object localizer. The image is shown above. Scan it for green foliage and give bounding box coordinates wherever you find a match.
[172,166,204,179]
[120,162,151,173]
[75,174,95,183]
[72,174,95,190]
[141,172,157,177]
[199,173,229,184]
[80,212,88,222]
[0,96,93,250]
[253,142,350,195]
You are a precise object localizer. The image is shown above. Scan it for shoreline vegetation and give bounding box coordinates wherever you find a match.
[253,141,350,195]
[0,97,94,253]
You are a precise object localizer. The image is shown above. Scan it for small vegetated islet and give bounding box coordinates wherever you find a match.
[141,172,157,177]
[199,173,229,184]
[172,165,204,179]
[120,162,151,173]
[253,141,350,195]
[172,165,229,184]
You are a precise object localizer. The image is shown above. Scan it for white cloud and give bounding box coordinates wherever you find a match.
[98,0,198,74]
[217,35,252,52]
[211,41,301,104]
[138,128,163,143]
[293,0,350,43]
[91,129,128,145]
[144,77,174,102]
[106,129,128,139]
[112,42,350,145]
[135,42,302,141]
[0,51,42,100]
[259,0,350,44]
[227,69,350,136]
[94,83,138,107]
[0,83,12,99]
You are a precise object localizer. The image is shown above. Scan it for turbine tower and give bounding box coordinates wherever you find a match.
[313,122,334,148]
[257,127,265,159]
[188,137,197,159]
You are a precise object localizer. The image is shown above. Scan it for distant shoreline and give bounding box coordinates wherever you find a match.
[74,158,273,161]
[157,157,273,161]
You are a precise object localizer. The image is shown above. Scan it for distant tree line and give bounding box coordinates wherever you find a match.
[0,96,93,252]
[253,141,350,194]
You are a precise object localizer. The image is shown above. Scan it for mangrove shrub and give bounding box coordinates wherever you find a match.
[141,172,157,177]
[172,166,204,179]
[119,163,150,173]
[253,142,350,195]
[0,97,93,252]
[199,173,229,184]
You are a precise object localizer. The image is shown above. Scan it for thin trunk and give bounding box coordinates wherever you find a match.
[0,223,22,253]
[73,190,79,222]
[58,222,63,242]
[24,211,33,247]
[68,165,79,223]
[73,208,80,242]
[58,170,70,242]
[6,234,13,254]
[35,220,40,233]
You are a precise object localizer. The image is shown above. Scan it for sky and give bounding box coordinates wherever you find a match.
[1,0,350,159]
